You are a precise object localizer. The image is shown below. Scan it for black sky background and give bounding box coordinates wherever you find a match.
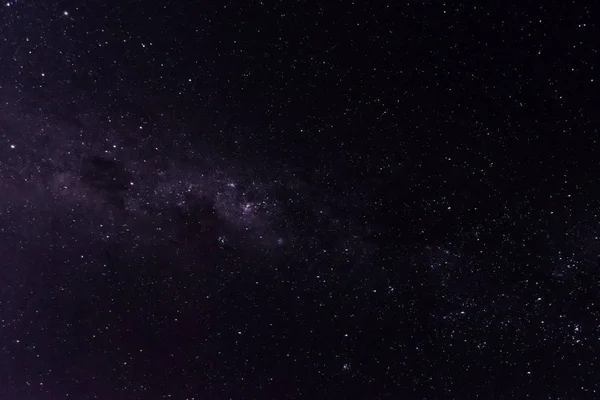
[1,0,599,399]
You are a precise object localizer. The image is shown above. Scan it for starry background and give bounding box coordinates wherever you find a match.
[0,0,598,399]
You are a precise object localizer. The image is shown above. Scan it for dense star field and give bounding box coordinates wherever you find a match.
[0,1,598,399]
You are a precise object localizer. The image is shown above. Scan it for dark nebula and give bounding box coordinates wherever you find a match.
[80,156,131,208]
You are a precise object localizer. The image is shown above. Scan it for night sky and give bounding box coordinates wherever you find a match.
[0,1,598,399]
